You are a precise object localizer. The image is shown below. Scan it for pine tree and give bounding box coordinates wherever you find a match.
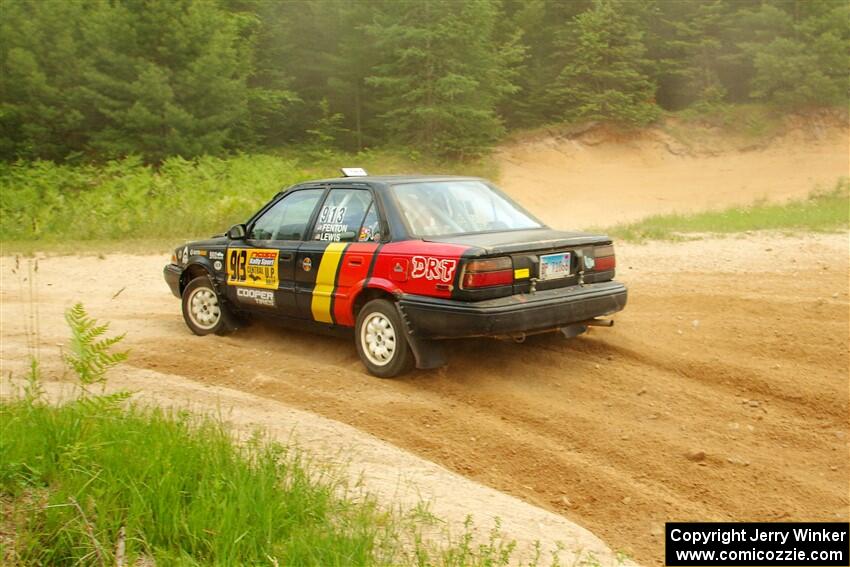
[365,0,522,158]
[666,0,736,105]
[83,0,254,161]
[547,0,659,126]
[0,1,96,160]
[740,0,849,107]
[500,0,590,127]
[1,0,256,162]
[3,0,848,162]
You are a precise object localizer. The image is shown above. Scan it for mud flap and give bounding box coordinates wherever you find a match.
[394,303,447,370]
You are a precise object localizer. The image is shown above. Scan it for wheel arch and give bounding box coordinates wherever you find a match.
[352,286,397,319]
[179,262,215,295]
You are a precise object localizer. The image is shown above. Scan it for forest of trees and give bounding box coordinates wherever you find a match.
[1,0,847,162]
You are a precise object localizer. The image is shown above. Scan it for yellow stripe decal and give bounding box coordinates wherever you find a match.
[514,268,530,279]
[311,243,347,323]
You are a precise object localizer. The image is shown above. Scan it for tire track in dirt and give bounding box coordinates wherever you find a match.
[126,271,847,563]
[2,235,848,565]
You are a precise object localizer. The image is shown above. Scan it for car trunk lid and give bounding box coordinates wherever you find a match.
[425,229,617,298]
[423,228,611,255]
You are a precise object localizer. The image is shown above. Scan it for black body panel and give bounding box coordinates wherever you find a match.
[398,280,627,339]
[424,228,611,256]
[186,236,228,248]
[225,240,301,317]
[294,240,330,317]
[164,264,182,297]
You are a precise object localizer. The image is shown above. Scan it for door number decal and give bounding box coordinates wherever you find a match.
[227,248,279,290]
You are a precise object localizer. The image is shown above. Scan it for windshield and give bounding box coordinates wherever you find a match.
[391,181,542,237]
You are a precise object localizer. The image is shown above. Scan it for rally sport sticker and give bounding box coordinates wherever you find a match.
[227,248,278,290]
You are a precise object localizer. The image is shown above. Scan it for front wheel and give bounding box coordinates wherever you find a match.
[355,299,414,378]
[181,276,237,336]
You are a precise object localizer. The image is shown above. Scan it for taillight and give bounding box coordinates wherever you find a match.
[460,257,513,289]
[594,245,615,271]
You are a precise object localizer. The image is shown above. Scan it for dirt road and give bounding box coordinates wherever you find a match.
[2,233,847,565]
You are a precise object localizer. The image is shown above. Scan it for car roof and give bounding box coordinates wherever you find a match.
[291,174,485,190]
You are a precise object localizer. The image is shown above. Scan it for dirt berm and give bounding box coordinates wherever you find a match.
[497,115,848,228]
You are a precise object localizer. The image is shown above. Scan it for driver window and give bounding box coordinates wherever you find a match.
[312,189,373,242]
[249,189,324,241]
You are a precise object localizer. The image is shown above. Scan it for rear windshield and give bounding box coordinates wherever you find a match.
[391,181,541,237]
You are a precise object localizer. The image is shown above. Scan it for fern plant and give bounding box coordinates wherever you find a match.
[63,303,129,388]
[23,356,44,404]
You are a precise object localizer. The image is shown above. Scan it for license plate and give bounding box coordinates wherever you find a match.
[539,252,571,280]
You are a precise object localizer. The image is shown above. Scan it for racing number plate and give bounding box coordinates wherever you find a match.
[227,248,279,290]
[539,252,571,281]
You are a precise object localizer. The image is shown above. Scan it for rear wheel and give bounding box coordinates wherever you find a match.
[181,276,237,336]
[355,299,413,378]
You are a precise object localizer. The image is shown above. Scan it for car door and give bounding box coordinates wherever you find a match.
[226,188,325,318]
[296,187,381,324]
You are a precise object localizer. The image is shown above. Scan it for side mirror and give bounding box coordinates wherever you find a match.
[227,224,246,240]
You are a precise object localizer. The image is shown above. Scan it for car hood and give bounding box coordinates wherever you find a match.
[185,236,228,248]
[423,228,611,256]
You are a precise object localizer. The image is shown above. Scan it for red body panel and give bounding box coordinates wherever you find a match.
[372,241,469,298]
[332,242,379,326]
[331,240,470,327]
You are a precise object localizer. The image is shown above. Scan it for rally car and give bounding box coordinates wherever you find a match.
[163,169,627,377]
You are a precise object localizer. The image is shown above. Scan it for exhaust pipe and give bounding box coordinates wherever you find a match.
[583,318,614,327]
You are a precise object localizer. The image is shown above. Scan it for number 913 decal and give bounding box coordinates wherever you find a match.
[227,248,279,289]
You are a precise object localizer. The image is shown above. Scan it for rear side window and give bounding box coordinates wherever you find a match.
[313,189,374,242]
[357,203,381,242]
[249,189,324,241]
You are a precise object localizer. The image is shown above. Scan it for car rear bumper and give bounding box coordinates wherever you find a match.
[163,264,182,298]
[398,280,627,339]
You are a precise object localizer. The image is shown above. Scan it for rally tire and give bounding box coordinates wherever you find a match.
[181,276,238,336]
[355,299,414,378]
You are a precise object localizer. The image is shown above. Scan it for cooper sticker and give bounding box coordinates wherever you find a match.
[209,250,224,260]
[189,248,207,256]
[236,287,275,307]
[227,248,279,289]
[410,256,457,283]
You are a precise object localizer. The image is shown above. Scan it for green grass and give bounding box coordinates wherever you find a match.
[1,393,544,566]
[0,303,544,566]
[603,179,850,242]
[0,149,496,248]
[0,396,394,566]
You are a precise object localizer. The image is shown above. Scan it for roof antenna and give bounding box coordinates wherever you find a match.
[340,167,368,177]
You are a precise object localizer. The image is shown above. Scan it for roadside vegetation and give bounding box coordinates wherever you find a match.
[1,303,562,566]
[2,399,397,565]
[0,150,495,248]
[604,179,850,242]
[2,0,846,252]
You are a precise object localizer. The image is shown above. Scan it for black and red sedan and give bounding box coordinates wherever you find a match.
[164,171,627,377]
